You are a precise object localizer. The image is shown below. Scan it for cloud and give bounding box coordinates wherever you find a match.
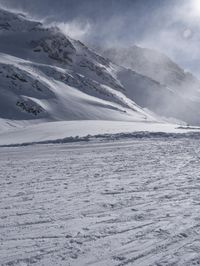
[51,20,92,41]
[1,0,200,76]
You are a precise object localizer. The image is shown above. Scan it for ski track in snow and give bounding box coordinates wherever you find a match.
[1,138,200,266]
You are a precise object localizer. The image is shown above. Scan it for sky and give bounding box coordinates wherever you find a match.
[1,0,200,76]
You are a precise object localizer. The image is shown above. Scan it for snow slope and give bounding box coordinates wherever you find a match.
[0,53,148,123]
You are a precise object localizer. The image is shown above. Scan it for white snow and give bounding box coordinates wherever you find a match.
[0,120,199,146]
[1,138,200,265]
[1,8,200,266]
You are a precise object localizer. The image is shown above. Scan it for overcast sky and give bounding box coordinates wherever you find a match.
[1,0,200,76]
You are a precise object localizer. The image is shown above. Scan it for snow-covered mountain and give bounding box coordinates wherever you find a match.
[101,46,200,125]
[0,9,161,128]
[1,8,200,145]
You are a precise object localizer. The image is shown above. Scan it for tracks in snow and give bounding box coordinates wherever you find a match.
[1,139,200,265]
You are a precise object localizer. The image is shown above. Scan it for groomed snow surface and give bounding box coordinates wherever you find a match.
[1,137,200,266]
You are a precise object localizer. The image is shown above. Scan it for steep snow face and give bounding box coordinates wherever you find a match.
[101,46,200,125]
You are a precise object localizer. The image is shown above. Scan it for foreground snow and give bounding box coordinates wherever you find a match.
[0,120,199,146]
[1,138,200,265]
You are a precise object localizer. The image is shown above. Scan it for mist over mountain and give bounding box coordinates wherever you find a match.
[100,45,200,124]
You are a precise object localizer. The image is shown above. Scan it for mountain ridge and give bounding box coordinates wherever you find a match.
[0,7,161,131]
[1,7,200,137]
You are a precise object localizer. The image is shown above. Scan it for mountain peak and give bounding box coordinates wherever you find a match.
[0,7,42,32]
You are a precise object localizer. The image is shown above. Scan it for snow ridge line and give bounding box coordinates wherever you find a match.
[1,131,200,147]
